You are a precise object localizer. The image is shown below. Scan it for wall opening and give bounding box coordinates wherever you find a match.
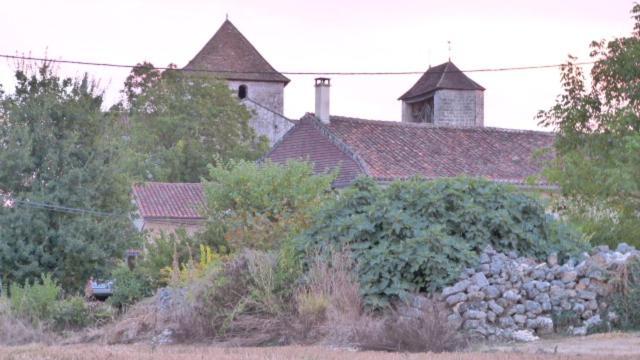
[238,84,248,99]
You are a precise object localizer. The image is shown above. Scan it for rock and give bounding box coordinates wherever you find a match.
[463,319,482,330]
[499,316,515,328]
[572,326,587,336]
[443,280,471,297]
[514,314,527,325]
[447,313,463,329]
[468,291,486,301]
[560,270,578,283]
[514,304,526,314]
[511,329,539,342]
[446,292,467,306]
[586,299,598,311]
[488,300,505,315]
[535,317,554,334]
[573,302,586,313]
[503,290,521,302]
[484,285,501,299]
[578,290,597,301]
[464,310,488,321]
[490,259,505,275]
[532,269,546,280]
[525,300,542,315]
[616,243,633,254]
[487,311,497,323]
[479,252,491,264]
[584,314,602,329]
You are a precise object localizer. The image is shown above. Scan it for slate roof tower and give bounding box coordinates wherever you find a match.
[399,61,485,126]
[185,19,293,144]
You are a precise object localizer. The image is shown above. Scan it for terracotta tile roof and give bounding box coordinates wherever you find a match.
[132,182,206,220]
[399,61,485,101]
[184,20,290,84]
[266,114,555,187]
[265,116,364,187]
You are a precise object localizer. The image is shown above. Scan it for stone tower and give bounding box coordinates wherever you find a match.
[399,61,485,126]
[184,20,294,145]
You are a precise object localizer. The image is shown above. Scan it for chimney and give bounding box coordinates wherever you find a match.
[315,78,330,123]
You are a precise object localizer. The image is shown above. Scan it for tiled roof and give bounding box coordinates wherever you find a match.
[132,182,206,220]
[266,114,555,187]
[184,20,290,84]
[265,115,364,187]
[399,61,485,101]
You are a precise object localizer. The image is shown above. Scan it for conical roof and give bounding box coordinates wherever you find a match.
[399,61,484,101]
[184,20,290,84]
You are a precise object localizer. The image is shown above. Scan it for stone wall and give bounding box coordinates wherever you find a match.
[440,244,638,342]
[434,89,483,127]
[228,80,294,145]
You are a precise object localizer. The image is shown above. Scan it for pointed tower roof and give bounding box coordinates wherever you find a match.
[399,61,484,101]
[184,20,290,84]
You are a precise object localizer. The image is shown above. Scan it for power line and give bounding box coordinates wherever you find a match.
[245,96,293,122]
[0,53,596,76]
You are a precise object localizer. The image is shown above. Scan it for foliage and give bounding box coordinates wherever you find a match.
[202,160,335,251]
[9,274,61,325]
[108,263,152,309]
[51,296,91,330]
[162,244,223,286]
[298,177,583,308]
[537,4,640,248]
[0,64,140,290]
[122,63,268,182]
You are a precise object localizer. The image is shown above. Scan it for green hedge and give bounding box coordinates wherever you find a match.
[298,177,584,308]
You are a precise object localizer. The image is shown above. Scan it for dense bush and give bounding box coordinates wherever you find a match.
[52,296,91,330]
[109,263,152,309]
[298,177,584,307]
[609,258,640,330]
[201,160,335,251]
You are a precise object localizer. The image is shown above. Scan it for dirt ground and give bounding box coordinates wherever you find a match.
[1,333,639,360]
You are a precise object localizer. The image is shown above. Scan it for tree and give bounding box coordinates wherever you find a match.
[122,63,268,182]
[538,4,640,247]
[201,160,335,251]
[0,64,140,290]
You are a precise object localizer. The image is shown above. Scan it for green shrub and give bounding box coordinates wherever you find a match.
[9,274,61,324]
[109,263,152,309]
[298,177,584,308]
[52,296,90,330]
[201,160,335,251]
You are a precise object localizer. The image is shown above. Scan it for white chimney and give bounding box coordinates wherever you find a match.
[315,78,331,123]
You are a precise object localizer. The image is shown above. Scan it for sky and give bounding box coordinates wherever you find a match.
[0,0,635,130]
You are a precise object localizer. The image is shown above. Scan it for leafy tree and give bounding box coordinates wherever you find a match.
[298,177,583,308]
[201,160,335,251]
[0,64,140,290]
[122,63,268,182]
[538,4,640,247]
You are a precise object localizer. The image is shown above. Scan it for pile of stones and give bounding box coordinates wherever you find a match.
[441,243,638,342]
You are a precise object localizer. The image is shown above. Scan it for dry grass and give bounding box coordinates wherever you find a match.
[0,344,638,360]
[0,298,56,346]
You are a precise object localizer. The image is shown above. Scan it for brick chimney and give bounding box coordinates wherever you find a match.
[315,78,330,123]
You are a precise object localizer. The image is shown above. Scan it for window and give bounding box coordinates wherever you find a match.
[238,84,248,99]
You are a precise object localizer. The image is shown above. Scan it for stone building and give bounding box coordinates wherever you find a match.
[184,20,294,145]
[399,61,485,126]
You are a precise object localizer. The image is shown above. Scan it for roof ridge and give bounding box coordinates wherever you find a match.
[306,114,372,175]
[434,62,450,89]
[327,115,555,135]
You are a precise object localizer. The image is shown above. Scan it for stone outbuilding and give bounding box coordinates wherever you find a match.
[184,19,294,145]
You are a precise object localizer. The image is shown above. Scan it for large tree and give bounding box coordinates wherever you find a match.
[0,64,140,290]
[122,63,268,182]
[538,5,640,247]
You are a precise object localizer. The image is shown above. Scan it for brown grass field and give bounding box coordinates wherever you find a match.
[2,332,640,360]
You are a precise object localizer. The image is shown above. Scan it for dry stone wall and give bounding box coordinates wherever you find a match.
[438,244,638,342]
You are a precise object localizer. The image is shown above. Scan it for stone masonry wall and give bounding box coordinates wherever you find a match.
[434,89,483,127]
[228,80,293,145]
[439,244,639,342]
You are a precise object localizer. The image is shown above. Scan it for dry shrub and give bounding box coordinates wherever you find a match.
[353,298,466,353]
[295,250,363,342]
[0,299,55,345]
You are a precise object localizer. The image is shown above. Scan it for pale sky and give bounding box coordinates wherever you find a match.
[0,0,634,130]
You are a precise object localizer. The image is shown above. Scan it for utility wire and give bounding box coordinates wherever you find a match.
[0,53,596,76]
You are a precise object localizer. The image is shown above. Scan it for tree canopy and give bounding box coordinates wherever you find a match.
[0,64,140,290]
[538,4,640,247]
[122,63,268,182]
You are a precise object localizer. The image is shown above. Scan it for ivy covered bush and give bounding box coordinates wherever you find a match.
[298,177,584,308]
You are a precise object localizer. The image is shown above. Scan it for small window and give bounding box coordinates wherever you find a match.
[238,84,248,99]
